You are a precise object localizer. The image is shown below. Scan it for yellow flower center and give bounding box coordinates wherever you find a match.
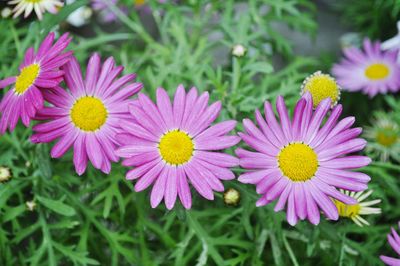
[334,200,361,218]
[303,73,340,108]
[70,96,108,132]
[376,129,397,147]
[15,64,40,95]
[365,63,390,80]
[159,130,194,165]
[25,0,42,3]
[278,143,318,182]
[134,0,146,6]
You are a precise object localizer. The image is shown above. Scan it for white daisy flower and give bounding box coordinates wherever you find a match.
[66,0,92,27]
[334,189,381,227]
[364,112,400,162]
[8,0,63,20]
[382,21,400,63]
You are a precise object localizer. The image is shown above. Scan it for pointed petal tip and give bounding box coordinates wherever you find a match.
[287,219,297,226]
[181,200,192,209]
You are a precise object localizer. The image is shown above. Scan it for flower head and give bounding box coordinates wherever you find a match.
[364,112,400,162]
[116,85,240,210]
[8,0,63,20]
[332,39,400,97]
[301,71,341,108]
[381,222,400,265]
[237,93,371,225]
[0,32,72,133]
[31,54,142,175]
[334,189,381,227]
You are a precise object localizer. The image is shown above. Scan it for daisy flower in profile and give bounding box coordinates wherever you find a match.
[381,222,400,266]
[334,189,381,227]
[8,0,63,20]
[115,86,240,210]
[0,32,72,133]
[364,112,400,162]
[332,39,400,98]
[237,93,371,225]
[31,54,142,175]
[300,71,341,109]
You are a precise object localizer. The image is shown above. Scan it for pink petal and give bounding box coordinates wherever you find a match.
[86,134,103,169]
[165,167,178,210]
[50,129,79,158]
[156,88,174,128]
[177,166,192,209]
[184,163,214,200]
[0,76,16,89]
[134,161,165,191]
[195,151,238,167]
[238,169,273,184]
[73,134,88,175]
[276,96,292,141]
[195,136,240,150]
[195,120,237,141]
[273,182,292,212]
[85,53,101,95]
[173,84,186,128]
[320,156,371,169]
[286,192,298,226]
[126,158,161,180]
[150,166,168,208]
[264,101,286,144]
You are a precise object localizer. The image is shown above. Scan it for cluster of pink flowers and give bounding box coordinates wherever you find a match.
[0,32,372,227]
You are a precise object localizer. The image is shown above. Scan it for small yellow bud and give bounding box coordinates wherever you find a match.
[223,188,240,206]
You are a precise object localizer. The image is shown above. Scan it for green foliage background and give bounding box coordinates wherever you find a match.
[1,0,400,265]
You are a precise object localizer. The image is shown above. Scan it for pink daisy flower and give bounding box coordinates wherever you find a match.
[332,39,400,97]
[115,85,240,210]
[237,93,371,225]
[0,32,72,133]
[381,222,400,265]
[31,54,142,175]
